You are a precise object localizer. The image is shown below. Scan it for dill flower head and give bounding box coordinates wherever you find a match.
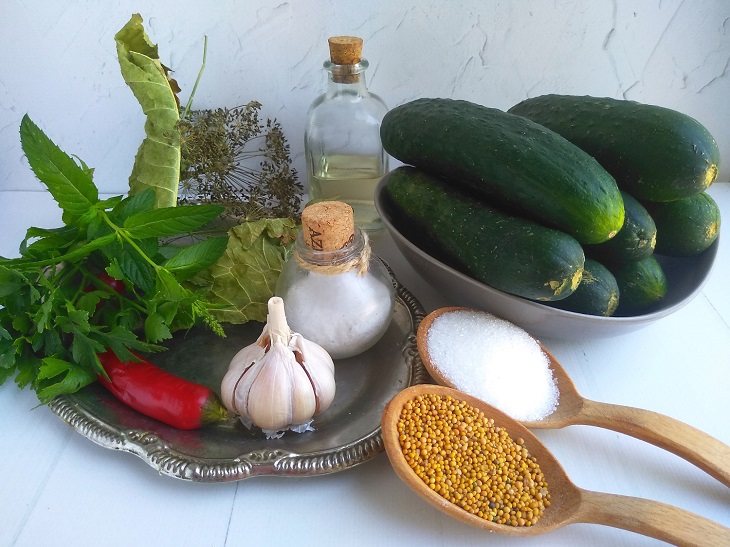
[178,101,303,221]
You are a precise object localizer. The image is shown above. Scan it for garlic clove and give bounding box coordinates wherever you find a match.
[247,343,316,430]
[221,342,267,416]
[244,346,292,431]
[291,334,336,414]
[288,350,320,426]
[227,356,266,421]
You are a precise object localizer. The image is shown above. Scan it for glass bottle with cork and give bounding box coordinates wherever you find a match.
[304,36,389,233]
[275,200,395,360]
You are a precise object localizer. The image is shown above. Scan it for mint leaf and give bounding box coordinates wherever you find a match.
[96,195,124,210]
[20,225,78,259]
[86,212,111,241]
[112,188,156,223]
[20,115,99,222]
[102,237,157,293]
[119,247,157,294]
[164,236,228,281]
[8,233,116,271]
[155,269,184,301]
[123,204,224,239]
[156,300,180,324]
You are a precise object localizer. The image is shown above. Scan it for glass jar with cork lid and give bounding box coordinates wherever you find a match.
[304,36,389,233]
[275,201,395,359]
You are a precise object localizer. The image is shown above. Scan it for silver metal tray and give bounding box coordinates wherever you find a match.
[48,274,428,482]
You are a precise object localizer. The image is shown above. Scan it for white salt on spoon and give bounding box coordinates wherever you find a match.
[416,306,730,488]
[416,307,559,422]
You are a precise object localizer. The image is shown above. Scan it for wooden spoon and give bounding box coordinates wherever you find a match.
[417,307,730,487]
[382,384,730,545]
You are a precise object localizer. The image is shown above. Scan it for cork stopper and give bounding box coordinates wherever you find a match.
[328,36,363,65]
[301,201,355,252]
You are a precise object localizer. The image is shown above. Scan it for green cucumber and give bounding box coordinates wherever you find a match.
[381,166,585,302]
[610,256,668,316]
[546,258,619,317]
[380,98,624,244]
[643,192,721,257]
[584,191,656,263]
[508,95,720,202]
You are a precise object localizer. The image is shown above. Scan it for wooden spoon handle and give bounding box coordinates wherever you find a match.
[577,399,730,487]
[575,489,730,546]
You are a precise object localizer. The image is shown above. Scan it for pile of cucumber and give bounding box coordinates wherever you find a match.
[380,95,721,317]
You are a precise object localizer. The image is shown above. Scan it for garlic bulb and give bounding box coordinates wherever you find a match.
[221,296,336,435]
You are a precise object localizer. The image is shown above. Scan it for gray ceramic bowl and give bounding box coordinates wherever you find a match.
[374,173,719,340]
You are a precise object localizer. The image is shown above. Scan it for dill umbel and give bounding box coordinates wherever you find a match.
[178,101,303,221]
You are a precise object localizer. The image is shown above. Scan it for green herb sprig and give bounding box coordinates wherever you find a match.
[0,115,229,403]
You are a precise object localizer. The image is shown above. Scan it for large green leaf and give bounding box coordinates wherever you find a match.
[115,14,181,208]
[19,115,99,223]
[189,218,299,323]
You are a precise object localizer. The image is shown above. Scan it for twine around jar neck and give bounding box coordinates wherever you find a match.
[294,229,371,276]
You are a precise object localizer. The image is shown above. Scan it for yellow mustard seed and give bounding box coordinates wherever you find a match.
[397,393,550,526]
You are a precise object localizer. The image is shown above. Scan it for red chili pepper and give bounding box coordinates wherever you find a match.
[97,351,231,430]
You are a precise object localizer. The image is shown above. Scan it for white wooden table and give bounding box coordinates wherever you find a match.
[1,185,728,547]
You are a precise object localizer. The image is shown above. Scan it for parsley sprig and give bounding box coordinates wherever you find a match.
[0,115,229,403]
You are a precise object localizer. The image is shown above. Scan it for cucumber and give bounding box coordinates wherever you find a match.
[584,191,656,263]
[644,192,721,257]
[380,98,624,244]
[546,258,619,317]
[508,95,720,202]
[381,166,585,301]
[610,256,668,316]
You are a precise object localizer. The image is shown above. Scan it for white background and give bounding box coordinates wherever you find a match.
[1,3,730,545]
[1,0,729,194]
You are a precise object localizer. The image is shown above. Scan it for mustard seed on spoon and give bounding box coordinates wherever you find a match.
[418,306,730,487]
[417,307,559,422]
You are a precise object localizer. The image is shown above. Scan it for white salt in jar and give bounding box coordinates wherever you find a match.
[275,201,395,359]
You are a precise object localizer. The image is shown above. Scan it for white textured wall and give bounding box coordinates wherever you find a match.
[1,0,729,194]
